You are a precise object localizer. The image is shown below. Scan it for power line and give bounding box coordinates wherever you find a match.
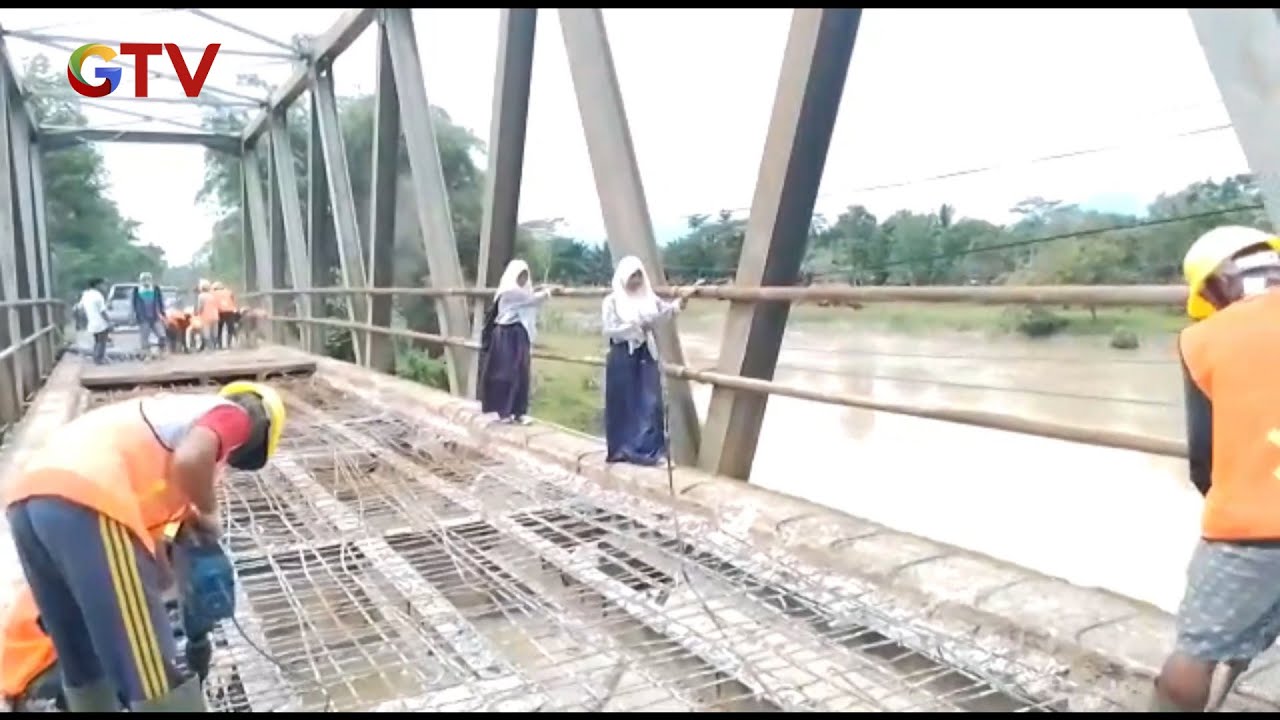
[663,121,1235,223]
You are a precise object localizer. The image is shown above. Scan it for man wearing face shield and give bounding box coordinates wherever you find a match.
[3,382,286,712]
[1152,226,1280,712]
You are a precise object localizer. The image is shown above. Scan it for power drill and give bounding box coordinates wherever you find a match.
[164,521,236,682]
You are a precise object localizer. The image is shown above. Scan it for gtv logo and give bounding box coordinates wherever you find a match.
[66,43,221,99]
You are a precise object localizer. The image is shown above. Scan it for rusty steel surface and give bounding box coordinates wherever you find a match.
[82,379,1118,712]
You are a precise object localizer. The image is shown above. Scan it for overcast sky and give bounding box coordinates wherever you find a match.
[0,8,1248,265]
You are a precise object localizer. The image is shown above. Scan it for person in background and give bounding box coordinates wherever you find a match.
[195,280,219,351]
[480,259,554,424]
[600,256,689,466]
[131,272,166,357]
[5,382,286,711]
[1152,225,1280,712]
[163,308,191,354]
[212,282,239,350]
[78,278,110,366]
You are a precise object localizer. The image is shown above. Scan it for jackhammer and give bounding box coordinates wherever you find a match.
[164,520,236,682]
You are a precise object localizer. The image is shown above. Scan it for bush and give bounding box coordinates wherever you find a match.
[396,350,450,391]
[1002,306,1068,338]
[1109,327,1140,350]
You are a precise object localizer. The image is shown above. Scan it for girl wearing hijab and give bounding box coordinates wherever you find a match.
[480,259,552,424]
[601,256,688,465]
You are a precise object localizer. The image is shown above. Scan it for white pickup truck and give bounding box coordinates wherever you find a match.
[105,283,179,327]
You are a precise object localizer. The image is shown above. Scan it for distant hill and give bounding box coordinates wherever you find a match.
[1080,191,1148,218]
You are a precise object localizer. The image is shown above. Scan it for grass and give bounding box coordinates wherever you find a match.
[539,296,1189,338]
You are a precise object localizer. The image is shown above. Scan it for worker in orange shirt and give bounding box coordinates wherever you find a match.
[163,308,191,354]
[194,280,220,351]
[1153,226,1280,712]
[1,583,62,711]
[5,382,286,712]
[212,282,239,350]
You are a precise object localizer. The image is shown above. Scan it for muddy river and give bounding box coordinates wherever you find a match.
[677,326,1194,615]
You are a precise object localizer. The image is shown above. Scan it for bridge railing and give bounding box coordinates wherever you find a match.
[242,283,1188,463]
[0,298,65,433]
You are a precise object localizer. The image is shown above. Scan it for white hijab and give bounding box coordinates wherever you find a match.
[610,255,660,326]
[495,259,530,298]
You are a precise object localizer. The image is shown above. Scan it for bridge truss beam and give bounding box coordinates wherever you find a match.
[698,9,862,480]
[1189,9,1280,232]
[0,35,56,426]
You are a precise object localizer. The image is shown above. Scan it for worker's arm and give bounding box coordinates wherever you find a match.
[1181,355,1213,497]
[170,405,254,520]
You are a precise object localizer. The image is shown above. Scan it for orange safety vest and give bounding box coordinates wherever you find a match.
[197,291,219,326]
[1180,290,1280,540]
[164,309,189,331]
[5,394,236,555]
[0,585,55,699]
[214,288,237,314]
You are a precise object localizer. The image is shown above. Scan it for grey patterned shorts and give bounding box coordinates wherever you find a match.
[1175,540,1280,662]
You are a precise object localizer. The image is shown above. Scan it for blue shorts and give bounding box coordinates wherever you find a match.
[1175,539,1280,662]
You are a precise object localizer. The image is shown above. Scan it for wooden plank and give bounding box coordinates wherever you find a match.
[79,348,317,389]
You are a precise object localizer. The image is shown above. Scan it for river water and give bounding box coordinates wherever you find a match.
[678,327,1195,614]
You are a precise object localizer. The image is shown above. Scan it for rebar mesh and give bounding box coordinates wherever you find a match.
[86,379,1121,712]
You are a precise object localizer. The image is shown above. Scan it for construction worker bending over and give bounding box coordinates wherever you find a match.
[1152,226,1280,712]
[4,382,286,712]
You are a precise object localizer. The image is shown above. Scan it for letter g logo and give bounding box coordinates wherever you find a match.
[67,44,123,99]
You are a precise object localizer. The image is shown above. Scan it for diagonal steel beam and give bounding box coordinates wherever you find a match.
[266,132,289,345]
[471,9,537,397]
[306,95,334,354]
[242,144,274,304]
[310,68,366,364]
[366,22,400,374]
[239,152,256,295]
[242,9,376,145]
[1188,9,1280,231]
[28,140,54,367]
[267,111,314,347]
[383,8,474,395]
[558,8,699,463]
[699,9,861,481]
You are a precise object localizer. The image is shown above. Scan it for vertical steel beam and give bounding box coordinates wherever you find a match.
[1190,10,1280,230]
[383,8,474,396]
[243,144,274,322]
[311,68,367,364]
[0,63,26,415]
[266,134,290,345]
[29,142,55,368]
[267,111,314,350]
[471,8,537,396]
[240,151,256,295]
[9,107,46,377]
[366,23,401,374]
[698,9,860,481]
[558,8,699,463]
[306,96,333,354]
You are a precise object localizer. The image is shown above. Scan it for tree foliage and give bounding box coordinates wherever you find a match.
[23,55,164,295]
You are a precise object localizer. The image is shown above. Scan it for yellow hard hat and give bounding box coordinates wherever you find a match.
[219,381,286,468]
[1183,225,1280,320]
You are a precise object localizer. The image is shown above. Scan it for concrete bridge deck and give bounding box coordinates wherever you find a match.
[0,346,1276,712]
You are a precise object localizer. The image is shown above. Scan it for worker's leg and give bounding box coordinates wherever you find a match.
[18,498,204,711]
[7,500,118,711]
[1153,540,1280,711]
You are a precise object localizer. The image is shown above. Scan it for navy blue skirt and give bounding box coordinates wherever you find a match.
[480,323,532,418]
[604,341,665,465]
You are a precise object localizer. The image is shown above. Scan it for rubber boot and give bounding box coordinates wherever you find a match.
[63,678,121,712]
[130,676,207,713]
